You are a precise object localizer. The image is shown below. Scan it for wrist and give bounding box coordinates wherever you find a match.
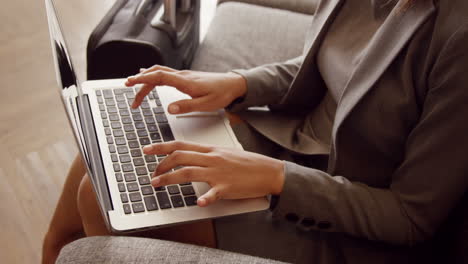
[271,160,285,195]
[227,72,247,102]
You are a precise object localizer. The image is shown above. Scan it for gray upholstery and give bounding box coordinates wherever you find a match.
[218,0,317,15]
[56,236,287,264]
[191,2,312,72]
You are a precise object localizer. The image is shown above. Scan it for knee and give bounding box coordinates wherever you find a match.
[77,174,97,213]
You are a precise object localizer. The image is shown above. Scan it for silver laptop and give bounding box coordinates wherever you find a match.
[45,0,268,233]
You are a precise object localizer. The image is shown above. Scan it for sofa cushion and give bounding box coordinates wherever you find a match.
[218,0,317,15]
[191,2,312,72]
[56,236,287,264]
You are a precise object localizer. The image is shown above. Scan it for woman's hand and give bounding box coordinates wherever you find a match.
[143,141,285,207]
[125,65,247,114]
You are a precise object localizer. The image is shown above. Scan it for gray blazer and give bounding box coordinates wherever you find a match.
[230,0,468,260]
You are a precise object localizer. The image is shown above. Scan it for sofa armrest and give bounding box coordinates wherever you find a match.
[56,236,287,264]
[218,0,317,15]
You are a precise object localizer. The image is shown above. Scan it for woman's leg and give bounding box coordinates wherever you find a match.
[42,155,87,264]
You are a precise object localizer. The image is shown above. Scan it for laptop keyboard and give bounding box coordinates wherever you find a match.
[96,87,198,215]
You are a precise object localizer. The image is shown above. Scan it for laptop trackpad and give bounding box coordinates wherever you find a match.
[175,115,237,148]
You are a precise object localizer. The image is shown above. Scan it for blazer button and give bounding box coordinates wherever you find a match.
[285,213,299,223]
[317,221,332,229]
[300,217,316,227]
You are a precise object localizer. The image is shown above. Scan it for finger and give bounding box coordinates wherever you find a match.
[140,65,177,75]
[132,83,154,108]
[143,141,213,155]
[197,187,222,207]
[167,96,214,114]
[155,150,212,176]
[151,166,207,187]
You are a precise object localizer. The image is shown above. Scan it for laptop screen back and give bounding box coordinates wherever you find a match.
[45,0,91,168]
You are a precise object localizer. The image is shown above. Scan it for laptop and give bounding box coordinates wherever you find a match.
[45,0,268,233]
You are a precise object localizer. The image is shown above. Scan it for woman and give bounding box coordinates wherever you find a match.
[43,0,468,263]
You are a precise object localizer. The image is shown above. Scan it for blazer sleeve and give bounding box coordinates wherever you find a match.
[227,56,304,111]
[271,25,468,246]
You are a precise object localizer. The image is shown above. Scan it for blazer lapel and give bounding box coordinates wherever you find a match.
[329,0,435,171]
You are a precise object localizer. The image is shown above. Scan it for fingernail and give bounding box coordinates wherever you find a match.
[151,177,160,186]
[169,104,179,114]
[139,68,146,72]
[143,145,153,152]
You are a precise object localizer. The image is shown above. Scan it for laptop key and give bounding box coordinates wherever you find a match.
[115,172,123,182]
[124,125,134,132]
[171,195,184,208]
[107,106,118,113]
[126,92,136,100]
[147,124,158,132]
[109,144,116,153]
[115,137,126,145]
[131,149,143,158]
[155,99,162,106]
[148,93,154,100]
[130,108,140,114]
[141,102,150,109]
[108,114,119,121]
[142,109,152,116]
[123,204,131,214]
[144,196,158,211]
[181,186,195,196]
[159,123,175,141]
[139,137,151,146]
[97,96,104,104]
[103,90,113,99]
[124,173,136,182]
[126,132,137,140]
[150,132,161,141]
[154,186,166,191]
[133,158,145,166]
[147,163,156,172]
[155,114,168,123]
[137,130,148,137]
[95,90,102,96]
[103,120,109,127]
[113,163,121,172]
[167,185,180,195]
[122,117,133,124]
[120,155,131,163]
[111,154,119,163]
[99,104,106,111]
[118,102,127,109]
[179,182,192,186]
[117,146,129,154]
[136,167,147,176]
[141,186,154,195]
[120,193,129,203]
[105,128,112,136]
[129,192,142,202]
[127,182,139,192]
[184,196,198,206]
[122,164,134,172]
[152,107,164,114]
[100,112,107,119]
[135,121,145,129]
[156,192,172,209]
[133,114,143,122]
[138,176,151,185]
[132,202,145,213]
[145,117,155,124]
[145,155,157,163]
[115,94,125,102]
[105,100,115,107]
[128,141,139,149]
[106,136,113,144]
[120,109,130,116]
[111,122,122,129]
[113,129,124,137]
[118,183,126,192]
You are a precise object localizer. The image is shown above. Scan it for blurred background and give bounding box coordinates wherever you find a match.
[0,0,216,262]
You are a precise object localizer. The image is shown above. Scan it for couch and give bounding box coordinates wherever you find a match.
[56,0,316,263]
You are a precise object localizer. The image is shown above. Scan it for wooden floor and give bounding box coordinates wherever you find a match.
[0,0,216,262]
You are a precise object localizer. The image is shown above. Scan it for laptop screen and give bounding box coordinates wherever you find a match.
[45,0,91,168]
